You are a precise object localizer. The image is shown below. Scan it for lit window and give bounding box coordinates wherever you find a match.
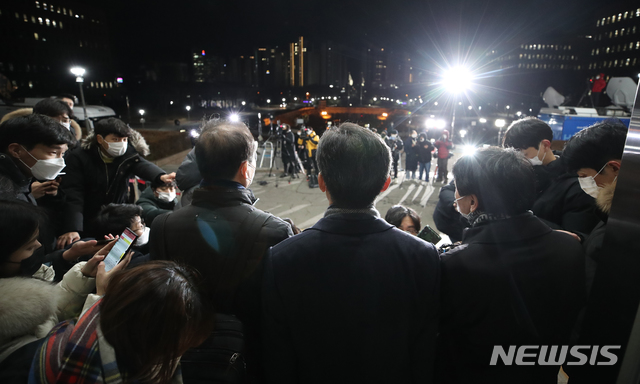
[597,20,600,27]
[63,7,66,15]
[637,41,640,49]
[43,3,47,10]
[100,82,104,88]
[79,41,82,47]
[31,16,35,23]
[35,1,40,8]
[627,58,631,66]
[34,32,39,40]
[23,14,27,22]
[52,20,56,27]
[618,13,622,21]
[59,21,63,29]
[38,17,42,24]
[90,82,94,87]
[69,9,72,16]
[625,11,629,19]
[45,18,50,26]
[15,12,19,18]
[615,30,619,37]
[29,81,33,89]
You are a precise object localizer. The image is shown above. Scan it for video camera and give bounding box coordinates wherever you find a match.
[300,126,312,139]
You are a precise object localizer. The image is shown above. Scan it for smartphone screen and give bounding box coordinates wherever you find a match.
[417,225,442,244]
[103,228,137,272]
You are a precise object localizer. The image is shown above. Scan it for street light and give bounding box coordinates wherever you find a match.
[229,113,240,122]
[186,105,191,121]
[139,109,145,128]
[70,67,90,131]
[442,65,474,140]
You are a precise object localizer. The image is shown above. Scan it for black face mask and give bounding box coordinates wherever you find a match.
[19,256,43,276]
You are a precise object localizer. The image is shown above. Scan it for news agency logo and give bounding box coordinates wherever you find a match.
[490,346,621,366]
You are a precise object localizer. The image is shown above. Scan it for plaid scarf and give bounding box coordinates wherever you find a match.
[29,300,182,384]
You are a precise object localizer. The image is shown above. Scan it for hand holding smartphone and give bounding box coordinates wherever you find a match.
[103,228,138,272]
[417,225,442,244]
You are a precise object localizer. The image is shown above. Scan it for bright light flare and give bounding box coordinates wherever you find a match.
[442,66,473,94]
[479,118,487,123]
[229,114,240,122]
[138,109,145,116]
[186,106,191,111]
[459,129,468,138]
[461,145,477,157]
[70,67,85,77]
[495,119,506,128]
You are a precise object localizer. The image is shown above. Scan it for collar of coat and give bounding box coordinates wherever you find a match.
[310,212,394,236]
[191,184,258,207]
[0,154,31,189]
[461,211,552,244]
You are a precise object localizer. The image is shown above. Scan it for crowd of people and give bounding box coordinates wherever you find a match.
[0,99,631,384]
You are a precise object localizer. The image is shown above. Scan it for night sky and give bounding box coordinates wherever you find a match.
[99,0,616,70]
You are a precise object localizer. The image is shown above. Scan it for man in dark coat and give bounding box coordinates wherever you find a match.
[280,123,298,177]
[136,179,177,226]
[150,119,293,381]
[502,117,599,238]
[561,121,627,383]
[433,180,465,242]
[417,133,434,181]
[437,147,585,384]
[262,123,440,384]
[57,118,173,248]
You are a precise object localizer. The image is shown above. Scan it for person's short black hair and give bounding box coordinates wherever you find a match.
[0,114,76,152]
[562,120,628,172]
[0,199,45,264]
[92,204,143,238]
[385,205,421,230]
[453,146,536,216]
[317,122,391,208]
[502,117,554,150]
[33,99,73,119]
[94,118,132,140]
[195,120,255,181]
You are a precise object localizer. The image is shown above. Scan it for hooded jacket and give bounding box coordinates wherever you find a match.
[59,132,166,234]
[136,186,176,226]
[0,262,98,363]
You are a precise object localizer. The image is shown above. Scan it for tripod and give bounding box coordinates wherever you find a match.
[577,81,595,108]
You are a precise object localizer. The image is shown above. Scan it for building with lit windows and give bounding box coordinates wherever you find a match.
[588,7,640,77]
[0,1,115,100]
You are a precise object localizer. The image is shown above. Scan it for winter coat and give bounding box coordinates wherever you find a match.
[433,180,466,243]
[0,108,82,140]
[0,262,98,363]
[434,138,452,159]
[176,148,200,192]
[530,158,600,237]
[437,212,585,383]
[136,187,176,226]
[592,73,606,93]
[298,131,319,158]
[0,153,35,205]
[417,140,434,164]
[281,130,296,159]
[385,136,404,157]
[59,133,166,234]
[404,137,420,171]
[262,212,440,383]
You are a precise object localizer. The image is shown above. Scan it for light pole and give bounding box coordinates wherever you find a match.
[70,67,90,132]
[186,105,191,121]
[139,109,145,129]
[442,66,473,141]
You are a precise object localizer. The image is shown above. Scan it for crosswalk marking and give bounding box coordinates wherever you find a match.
[374,182,401,205]
[398,184,415,205]
[420,185,436,207]
[260,204,283,212]
[411,184,424,203]
[273,204,312,218]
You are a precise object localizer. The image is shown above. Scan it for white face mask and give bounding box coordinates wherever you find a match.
[411,133,417,138]
[454,195,472,220]
[61,121,71,131]
[104,140,128,157]
[19,146,66,180]
[157,190,176,202]
[578,163,608,199]
[527,144,546,166]
[135,226,150,246]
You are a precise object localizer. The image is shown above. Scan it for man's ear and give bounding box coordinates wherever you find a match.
[381,176,391,192]
[6,143,22,159]
[240,160,250,179]
[469,193,479,213]
[318,173,326,192]
[609,160,622,175]
[541,139,552,150]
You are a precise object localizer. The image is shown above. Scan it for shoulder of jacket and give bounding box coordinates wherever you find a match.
[0,277,56,340]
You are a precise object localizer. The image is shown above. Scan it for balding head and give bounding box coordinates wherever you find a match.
[195,120,256,182]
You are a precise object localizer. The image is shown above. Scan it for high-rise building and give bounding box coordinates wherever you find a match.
[0,0,115,99]
[588,7,640,77]
[288,36,306,87]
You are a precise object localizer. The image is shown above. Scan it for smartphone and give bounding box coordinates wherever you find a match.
[103,228,137,272]
[417,225,442,244]
[95,238,113,246]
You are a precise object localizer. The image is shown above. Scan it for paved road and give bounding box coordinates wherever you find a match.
[154,149,456,245]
